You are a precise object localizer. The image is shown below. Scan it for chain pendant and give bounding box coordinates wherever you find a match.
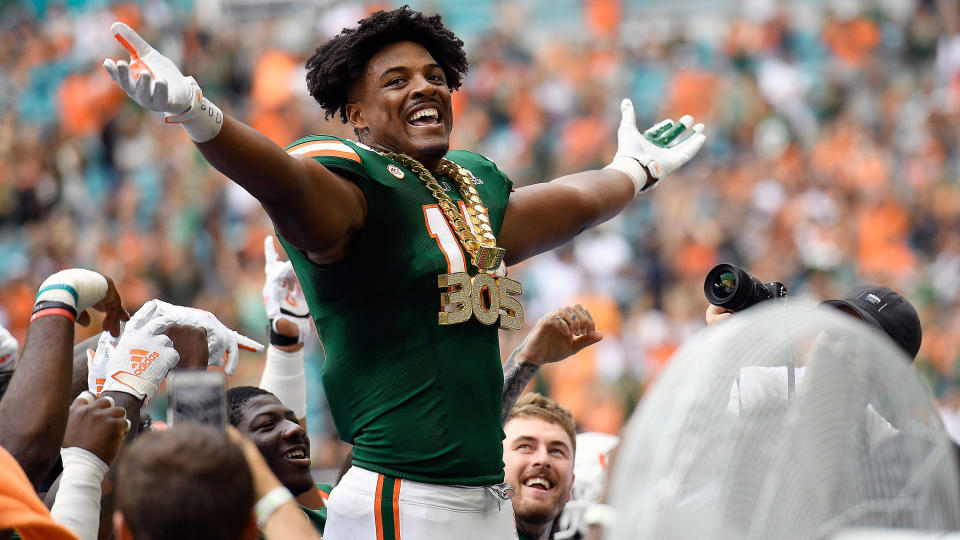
[437,272,525,328]
[475,246,506,272]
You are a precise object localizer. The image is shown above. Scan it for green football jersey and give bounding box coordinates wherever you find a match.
[301,483,332,534]
[259,483,331,539]
[278,135,514,486]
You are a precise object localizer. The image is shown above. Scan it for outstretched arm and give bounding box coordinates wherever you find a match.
[498,169,635,264]
[501,305,602,423]
[196,118,367,260]
[499,99,705,265]
[103,23,366,261]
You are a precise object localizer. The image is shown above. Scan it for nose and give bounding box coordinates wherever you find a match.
[531,447,552,469]
[280,418,306,440]
[410,73,437,98]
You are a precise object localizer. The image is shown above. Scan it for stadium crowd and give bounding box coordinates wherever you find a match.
[1,0,960,537]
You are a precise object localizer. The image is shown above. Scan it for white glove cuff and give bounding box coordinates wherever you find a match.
[165,93,223,143]
[259,345,307,419]
[37,269,108,313]
[604,157,652,197]
[103,372,158,402]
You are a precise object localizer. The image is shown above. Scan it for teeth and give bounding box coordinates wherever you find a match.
[284,449,306,459]
[524,477,552,489]
[408,108,439,122]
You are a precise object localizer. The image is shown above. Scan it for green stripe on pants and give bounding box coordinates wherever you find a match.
[380,476,397,539]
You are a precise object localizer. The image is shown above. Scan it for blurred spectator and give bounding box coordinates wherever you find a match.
[113,424,255,540]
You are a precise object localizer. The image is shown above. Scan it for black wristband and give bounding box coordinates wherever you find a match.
[269,324,299,347]
[279,308,310,319]
[33,300,78,318]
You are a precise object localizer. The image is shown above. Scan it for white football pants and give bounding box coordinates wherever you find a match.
[324,466,518,539]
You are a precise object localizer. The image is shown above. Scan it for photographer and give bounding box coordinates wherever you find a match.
[704,271,921,362]
[703,267,921,427]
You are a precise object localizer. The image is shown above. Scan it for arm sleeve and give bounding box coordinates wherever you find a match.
[259,345,307,419]
[50,447,109,540]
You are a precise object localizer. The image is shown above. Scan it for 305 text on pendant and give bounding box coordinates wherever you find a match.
[437,272,524,330]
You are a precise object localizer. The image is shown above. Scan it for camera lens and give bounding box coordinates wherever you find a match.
[704,264,785,311]
[713,271,737,298]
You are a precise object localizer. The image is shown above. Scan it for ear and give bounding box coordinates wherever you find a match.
[113,511,133,540]
[566,472,575,502]
[345,102,367,132]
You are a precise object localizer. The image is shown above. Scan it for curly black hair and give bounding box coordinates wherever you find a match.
[305,5,468,123]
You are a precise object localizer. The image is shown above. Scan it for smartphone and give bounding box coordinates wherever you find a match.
[167,370,227,428]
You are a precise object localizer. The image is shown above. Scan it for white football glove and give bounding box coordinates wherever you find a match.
[103,22,222,143]
[0,325,18,373]
[263,236,312,343]
[101,319,180,401]
[87,327,122,395]
[605,99,706,196]
[129,300,263,375]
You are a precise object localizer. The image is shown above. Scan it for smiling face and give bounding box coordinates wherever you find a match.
[503,416,576,530]
[235,394,313,496]
[345,41,453,168]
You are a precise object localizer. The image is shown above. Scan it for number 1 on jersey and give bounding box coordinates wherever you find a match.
[423,205,466,273]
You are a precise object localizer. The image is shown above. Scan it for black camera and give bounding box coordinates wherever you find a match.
[704,264,787,311]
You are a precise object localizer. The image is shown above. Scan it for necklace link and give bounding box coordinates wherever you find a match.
[380,151,504,272]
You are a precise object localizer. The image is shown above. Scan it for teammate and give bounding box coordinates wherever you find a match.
[503,393,577,540]
[227,386,330,536]
[104,7,706,536]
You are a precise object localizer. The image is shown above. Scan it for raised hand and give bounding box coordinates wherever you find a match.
[516,304,604,368]
[33,269,129,337]
[63,392,130,465]
[128,299,263,375]
[605,98,706,194]
[104,22,222,142]
[103,22,194,115]
[100,318,181,401]
[87,328,121,395]
[263,236,312,344]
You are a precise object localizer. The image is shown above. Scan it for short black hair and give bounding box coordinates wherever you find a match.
[116,424,254,540]
[227,386,273,427]
[305,5,468,123]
